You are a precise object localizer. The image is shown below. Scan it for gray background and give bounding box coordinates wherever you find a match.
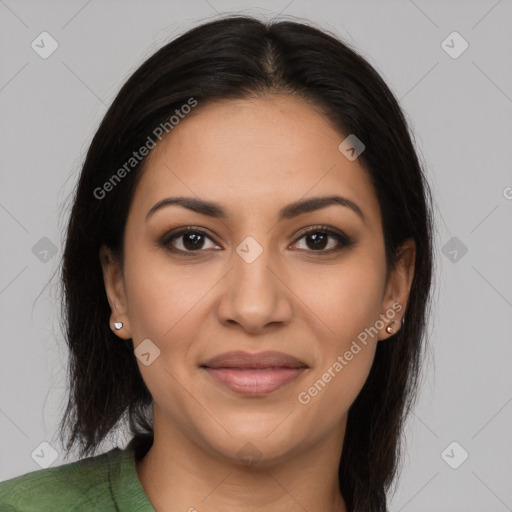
[1,1,511,510]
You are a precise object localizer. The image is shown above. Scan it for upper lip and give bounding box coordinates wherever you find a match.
[201,350,308,369]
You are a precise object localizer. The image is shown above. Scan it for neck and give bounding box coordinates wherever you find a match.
[135,418,348,512]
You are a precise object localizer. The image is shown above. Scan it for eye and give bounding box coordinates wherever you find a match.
[160,226,220,255]
[160,225,354,256]
[290,225,354,254]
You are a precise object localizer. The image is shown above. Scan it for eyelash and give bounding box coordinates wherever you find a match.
[159,225,354,257]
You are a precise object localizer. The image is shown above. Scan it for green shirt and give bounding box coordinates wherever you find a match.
[0,438,155,511]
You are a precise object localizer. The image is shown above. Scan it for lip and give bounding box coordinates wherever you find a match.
[203,367,307,396]
[200,350,308,396]
[202,350,307,369]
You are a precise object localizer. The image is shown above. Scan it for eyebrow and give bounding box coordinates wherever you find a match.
[145,195,366,224]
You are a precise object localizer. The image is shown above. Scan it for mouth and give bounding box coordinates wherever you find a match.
[200,350,308,396]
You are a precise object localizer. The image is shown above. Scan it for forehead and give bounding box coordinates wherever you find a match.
[130,95,381,229]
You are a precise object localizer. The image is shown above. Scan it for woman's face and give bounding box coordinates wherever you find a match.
[101,94,414,465]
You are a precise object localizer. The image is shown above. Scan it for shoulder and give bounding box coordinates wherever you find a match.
[0,447,123,512]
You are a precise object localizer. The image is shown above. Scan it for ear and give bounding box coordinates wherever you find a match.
[99,245,132,339]
[378,238,416,340]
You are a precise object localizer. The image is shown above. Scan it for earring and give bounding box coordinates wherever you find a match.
[386,318,405,335]
[113,321,123,331]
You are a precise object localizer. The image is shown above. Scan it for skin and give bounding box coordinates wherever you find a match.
[100,94,415,512]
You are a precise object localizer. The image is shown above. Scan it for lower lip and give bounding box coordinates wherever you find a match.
[203,367,306,396]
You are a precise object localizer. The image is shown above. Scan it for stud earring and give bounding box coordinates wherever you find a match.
[113,321,123,331]
[386,318,404,335]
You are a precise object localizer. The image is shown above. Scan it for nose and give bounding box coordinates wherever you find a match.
[216,239,293,334]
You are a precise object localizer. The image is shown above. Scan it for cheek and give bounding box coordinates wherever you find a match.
[122,254,205,409]
[295,341,377,441]
[297,272,384,422]
[122,248,211,342]
[293,258,384,412]
[292,257,386,343]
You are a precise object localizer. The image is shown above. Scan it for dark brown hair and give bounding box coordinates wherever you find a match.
[58,14,434,512]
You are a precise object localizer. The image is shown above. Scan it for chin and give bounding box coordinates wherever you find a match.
[200,423,307,469]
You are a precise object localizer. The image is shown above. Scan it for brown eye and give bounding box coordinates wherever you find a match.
[160,225,353,256]
[161,228,220,254]
[290,226,354,254]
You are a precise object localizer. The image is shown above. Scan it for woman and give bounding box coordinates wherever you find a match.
[0,14,434,512]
